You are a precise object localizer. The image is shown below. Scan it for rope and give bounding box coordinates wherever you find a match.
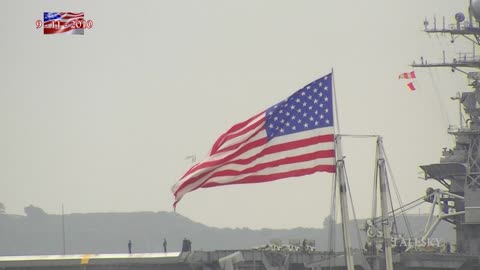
[381,145,414,238]
[327,171,337,269]
[337,134,379,138]
[373,197,426,223]
[344,165,372,270]
[427,68,452,127]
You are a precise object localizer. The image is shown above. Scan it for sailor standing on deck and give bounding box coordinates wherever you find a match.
[163,238,167,253]
[128,240,132,254]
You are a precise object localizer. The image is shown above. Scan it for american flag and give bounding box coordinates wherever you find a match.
[43,12,84,35]
[172,73,336,208]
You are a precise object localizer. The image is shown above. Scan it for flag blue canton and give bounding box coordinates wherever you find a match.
[265,73,333,140]
[44,12,62,22]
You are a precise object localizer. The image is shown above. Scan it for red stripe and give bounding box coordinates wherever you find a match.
[198,149,334,179]
[176,162,336,207]
[216,134,334,168]
[214,121,265,154]
[174,134,334,196]
[60,12,84,19]
[201,164,336,188]
[179,129,265,180]
[179,133,333,183]
[175,136,268,194]
[210,111,264,154]
[184,149,334,193]
[410,71,416,79]
[219,113,265,144]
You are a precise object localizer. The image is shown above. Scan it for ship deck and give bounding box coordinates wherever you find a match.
[0,250,478,270]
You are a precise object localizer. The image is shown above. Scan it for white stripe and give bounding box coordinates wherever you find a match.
[203,126,334,165]
[192,141,334,185]
[193,140,334,180]
[175,139,334,199]
[173,127,334,200]
[216,114,265,153]
[176,127,333,189]
[208,156,336,185]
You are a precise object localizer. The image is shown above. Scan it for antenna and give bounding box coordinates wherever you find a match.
[185,155,196,163]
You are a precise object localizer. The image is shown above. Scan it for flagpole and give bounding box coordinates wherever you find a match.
[332,69,355,270]
[332,69,341,135]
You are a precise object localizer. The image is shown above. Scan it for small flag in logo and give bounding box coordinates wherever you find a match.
[43,12,85,35]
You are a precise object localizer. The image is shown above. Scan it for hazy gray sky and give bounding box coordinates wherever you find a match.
[1,0,472,229]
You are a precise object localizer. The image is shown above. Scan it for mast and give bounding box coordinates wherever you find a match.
[332,70,355,270]
[335,135,355,270]
[377,137,394,270]
[62,204,66,255]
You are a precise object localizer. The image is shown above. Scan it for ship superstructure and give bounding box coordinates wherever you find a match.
[413,0,480,256]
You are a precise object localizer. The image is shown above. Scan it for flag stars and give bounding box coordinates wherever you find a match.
[265,74,332,139]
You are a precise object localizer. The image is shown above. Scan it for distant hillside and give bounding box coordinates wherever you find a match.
[0,207,455,256]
